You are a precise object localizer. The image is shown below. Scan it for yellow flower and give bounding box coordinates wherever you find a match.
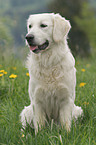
[12,67,16,70]
[9,74,17,79]
[0,70,7,75]
[79,82,86,87]
[86,64,90,68]
[21,134,25,138]
[0,70,5,73]
[83,102,89,105]
[26,73,29,76]
[4,71,7,74]
[81,69,86,72]
[0,74,3,77]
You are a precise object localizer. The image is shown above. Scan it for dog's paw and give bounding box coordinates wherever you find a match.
[20,105,33,128]
[72,105,83,120]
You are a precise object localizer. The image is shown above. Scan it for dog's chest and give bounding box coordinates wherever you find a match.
[32,64,64,84]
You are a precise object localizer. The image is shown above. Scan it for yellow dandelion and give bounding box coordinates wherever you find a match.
[9,74,17,79]
[0,70,5,73]
[0,70,7,74]
[79,82,86,87]
[26,73,30,76]
[86,64,90,68]
[4,71,7,74]
[12,67,16,70]
[0,74,3,77]
[21,134,25,138]
[83,102,89,105]
[81,69,86,72]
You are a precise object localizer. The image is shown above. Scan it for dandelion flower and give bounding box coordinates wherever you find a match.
[21,134,25,138]
[26,73,29,76]
[86,64,90,68]
[9,74,17,79]
[79,82,86,87]
[0,70,7,75]
[4,71,7,74]
[0,74,3,77]
[0,70,5,73]
[81,69,85,72]
[83,102,89,105]
[12,67,16,70]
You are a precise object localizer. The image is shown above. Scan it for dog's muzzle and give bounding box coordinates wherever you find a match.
[25,34,49,54]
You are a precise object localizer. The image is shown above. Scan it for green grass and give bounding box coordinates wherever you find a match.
[0,54,96,145]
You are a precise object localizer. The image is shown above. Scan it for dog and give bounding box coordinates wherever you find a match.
[20,13,83,133]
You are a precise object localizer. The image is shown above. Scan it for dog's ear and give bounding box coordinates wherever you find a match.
[53,14,71,42]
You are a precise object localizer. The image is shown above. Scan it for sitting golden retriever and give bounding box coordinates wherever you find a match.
[20,13,83,133]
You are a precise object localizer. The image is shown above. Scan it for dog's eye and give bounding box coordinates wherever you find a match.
[29,25,32,29]
[40,24,48,28]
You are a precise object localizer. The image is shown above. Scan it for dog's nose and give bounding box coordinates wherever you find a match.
[25,34,34,42]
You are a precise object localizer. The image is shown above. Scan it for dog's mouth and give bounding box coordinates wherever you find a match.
[29,40,49,54]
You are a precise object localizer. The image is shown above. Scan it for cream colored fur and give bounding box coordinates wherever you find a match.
[20,13,83,133]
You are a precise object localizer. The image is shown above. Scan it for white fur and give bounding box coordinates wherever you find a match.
[20,13,83,133]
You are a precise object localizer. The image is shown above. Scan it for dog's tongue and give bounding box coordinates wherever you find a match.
[30,46,38,51]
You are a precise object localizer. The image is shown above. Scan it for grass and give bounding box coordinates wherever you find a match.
[0,53,96,145]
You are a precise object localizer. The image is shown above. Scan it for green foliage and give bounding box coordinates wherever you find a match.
[0,17,13,60]
[49,0,96,56]
[74,2,96,48]
[0,0,51,47]
[0,20,12,48]
[0,0,96,57]
[0,53,96,144]
[0,0,11,13]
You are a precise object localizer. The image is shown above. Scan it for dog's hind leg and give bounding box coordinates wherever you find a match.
[59,98,73,132]
[20,105,33,129]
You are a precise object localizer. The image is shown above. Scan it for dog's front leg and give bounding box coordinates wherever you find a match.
[33,103,46,134]
[33,86,46,134]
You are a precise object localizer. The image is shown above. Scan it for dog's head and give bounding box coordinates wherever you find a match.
[26,13,71,54]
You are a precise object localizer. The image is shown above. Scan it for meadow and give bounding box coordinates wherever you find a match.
[0,52,96,145]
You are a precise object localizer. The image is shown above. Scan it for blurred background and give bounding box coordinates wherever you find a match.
[0,0,96,59]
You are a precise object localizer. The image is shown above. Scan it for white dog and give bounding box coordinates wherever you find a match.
[20,13,83,133]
